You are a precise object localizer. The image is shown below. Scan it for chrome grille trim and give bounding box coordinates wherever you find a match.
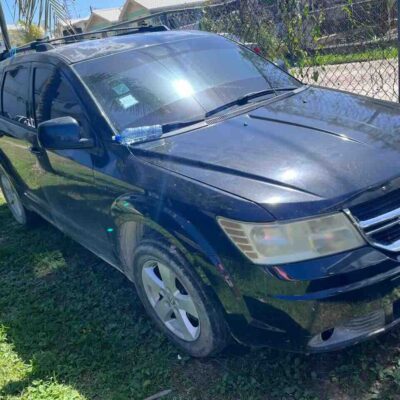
[367,219,400,235]
[357,206,400,230]
[345,207,400,252]
[371,239,400,252]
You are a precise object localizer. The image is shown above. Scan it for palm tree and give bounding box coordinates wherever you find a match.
[13,0,69,33]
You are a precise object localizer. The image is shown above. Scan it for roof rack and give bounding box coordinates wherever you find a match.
[0,24,169,62]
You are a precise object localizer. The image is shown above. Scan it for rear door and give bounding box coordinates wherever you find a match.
[0,62,49,218]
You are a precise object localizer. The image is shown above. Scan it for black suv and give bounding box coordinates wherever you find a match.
[2,27,400,357]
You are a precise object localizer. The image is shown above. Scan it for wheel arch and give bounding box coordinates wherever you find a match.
[0,150,21,189]
[111,194,220,282]
[110,193,248,319]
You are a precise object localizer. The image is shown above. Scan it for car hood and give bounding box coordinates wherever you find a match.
[133,86,400,220]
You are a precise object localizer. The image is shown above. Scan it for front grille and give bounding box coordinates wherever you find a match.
[350,188,400,221]
[371,224,400,245]
[394,299,400,320]
[349,189,400,252]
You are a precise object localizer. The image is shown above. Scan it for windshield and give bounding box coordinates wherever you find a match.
[75,34,301,133]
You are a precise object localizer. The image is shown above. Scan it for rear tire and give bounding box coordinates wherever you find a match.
[0,171,39,226]
[131,239,229,357]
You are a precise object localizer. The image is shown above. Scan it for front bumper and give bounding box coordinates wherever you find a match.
[307,307,400,352]
[221,246,400,352]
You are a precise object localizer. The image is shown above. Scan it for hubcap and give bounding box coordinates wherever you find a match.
[0,174,25,224]
[142,260,200,342]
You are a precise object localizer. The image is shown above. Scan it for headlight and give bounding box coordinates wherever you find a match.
[217,213,365,265]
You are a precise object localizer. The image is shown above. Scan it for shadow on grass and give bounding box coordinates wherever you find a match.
[0,201,400,400]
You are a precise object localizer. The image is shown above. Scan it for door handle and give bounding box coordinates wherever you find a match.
[29,146,43,155]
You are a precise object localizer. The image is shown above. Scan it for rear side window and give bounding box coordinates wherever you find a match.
[33,66,84,127]
[2,66,30,124]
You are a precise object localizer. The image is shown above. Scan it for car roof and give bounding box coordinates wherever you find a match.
[47,30,214,64]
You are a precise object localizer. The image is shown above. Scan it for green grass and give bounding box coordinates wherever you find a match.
[1,194,400,400]
[303,46,398,67]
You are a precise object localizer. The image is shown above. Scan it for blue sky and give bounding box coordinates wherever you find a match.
[4,0,125,24]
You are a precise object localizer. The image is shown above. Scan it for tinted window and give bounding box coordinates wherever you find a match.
[75,35,300,133]
[33,67,84,127]
[2,66,30,125]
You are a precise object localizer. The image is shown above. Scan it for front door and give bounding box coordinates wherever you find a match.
[31,63,103,251]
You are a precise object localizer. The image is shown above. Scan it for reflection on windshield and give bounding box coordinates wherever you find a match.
[75,35,301,132]
[173,79,195,98]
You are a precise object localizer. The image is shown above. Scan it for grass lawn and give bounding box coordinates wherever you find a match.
[1,194,400,400]
[302,46,398,67]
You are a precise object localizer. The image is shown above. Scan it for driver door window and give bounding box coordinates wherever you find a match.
[33,66,88,136]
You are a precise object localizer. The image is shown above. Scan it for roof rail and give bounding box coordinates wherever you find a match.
[0,24,169,62]
[50,24,169,45]
[0,37,55,61]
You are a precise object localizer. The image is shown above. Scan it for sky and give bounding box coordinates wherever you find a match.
[4,0,125,24]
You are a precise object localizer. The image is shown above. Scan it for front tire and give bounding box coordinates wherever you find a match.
[132,240,229,357]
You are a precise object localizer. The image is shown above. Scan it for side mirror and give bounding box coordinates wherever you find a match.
[38,116,94,150]
[275,59,288,73]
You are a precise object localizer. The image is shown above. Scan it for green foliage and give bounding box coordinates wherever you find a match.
[13,0,68,32]
[201,0,396,89]
[199,0,281,60]
[200,0,325,78]
[342,0,356,28]
[279,0,309,63]
[19,380,85,400]
[303,46,398,67]
[9,21,45,46]
[278,0,325,75]
[18,21,44,42]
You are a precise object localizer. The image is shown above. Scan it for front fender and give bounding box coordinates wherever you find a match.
[110,193,251,319]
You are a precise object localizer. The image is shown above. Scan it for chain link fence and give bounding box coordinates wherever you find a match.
[108,0,400,102]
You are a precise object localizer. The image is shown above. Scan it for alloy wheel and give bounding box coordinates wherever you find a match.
[142,260,201,341]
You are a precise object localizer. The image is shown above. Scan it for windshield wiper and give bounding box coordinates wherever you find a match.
[126,87,299,140]
[206,87,299,118]
[162,118,206,134]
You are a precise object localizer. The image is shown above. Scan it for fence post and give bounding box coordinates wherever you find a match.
[398,0,400,102]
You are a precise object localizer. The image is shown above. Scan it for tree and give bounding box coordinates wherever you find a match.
[7,22,44,46]
[19,21,45,42]
[200,0,281,59]
[13,0,69,32]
